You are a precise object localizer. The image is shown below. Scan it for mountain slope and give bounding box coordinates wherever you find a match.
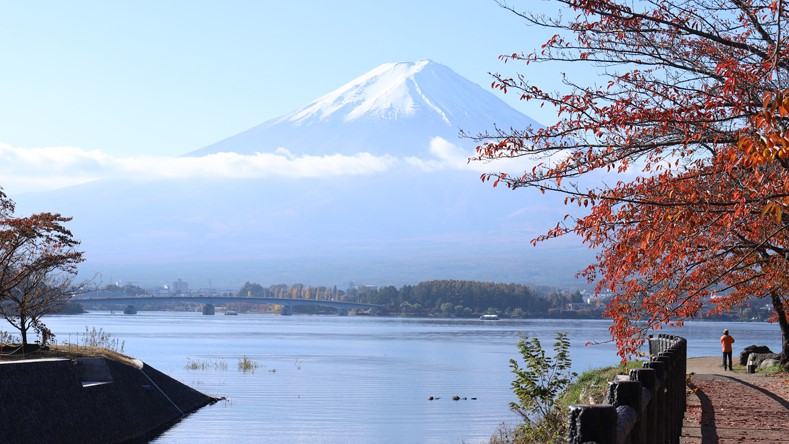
[189,60,541,157]
[23,170,586,288]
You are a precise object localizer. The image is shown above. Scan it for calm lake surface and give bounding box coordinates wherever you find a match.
[39,313,781,444]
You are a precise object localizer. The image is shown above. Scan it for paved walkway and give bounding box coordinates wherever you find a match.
[681,357,789,443]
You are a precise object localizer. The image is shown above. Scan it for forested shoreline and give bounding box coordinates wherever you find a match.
[238,280,772,321]
[237,279,594,318]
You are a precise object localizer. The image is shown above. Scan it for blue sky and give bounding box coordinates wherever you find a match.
[0,1,562,193]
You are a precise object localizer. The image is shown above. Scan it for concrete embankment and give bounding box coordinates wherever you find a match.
[0,356,217,443]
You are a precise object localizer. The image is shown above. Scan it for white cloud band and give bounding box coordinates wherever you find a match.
[0,137,540,194]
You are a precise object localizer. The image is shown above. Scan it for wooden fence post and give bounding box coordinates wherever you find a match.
[657,352,677,443]
[644,359,666,444]
[567,404,618,444]
[567,335,687,443]
[631,367,657,444]
[607,380,643,444]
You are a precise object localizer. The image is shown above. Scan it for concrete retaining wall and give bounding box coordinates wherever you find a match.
[0,357,216,443]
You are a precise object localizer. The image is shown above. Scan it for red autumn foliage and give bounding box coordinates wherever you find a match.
[474,0,789,365]
[0,190,84,346]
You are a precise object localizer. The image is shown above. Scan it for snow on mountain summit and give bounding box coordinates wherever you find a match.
[188,60,540,157]
[285,60,450,124]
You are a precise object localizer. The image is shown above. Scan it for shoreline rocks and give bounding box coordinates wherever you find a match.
[739,345,774,366]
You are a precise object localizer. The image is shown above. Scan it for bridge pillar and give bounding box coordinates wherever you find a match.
[337,308,349,316]
[281,305,293,316]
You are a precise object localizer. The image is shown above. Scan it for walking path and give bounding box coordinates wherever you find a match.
[681,357,789,443]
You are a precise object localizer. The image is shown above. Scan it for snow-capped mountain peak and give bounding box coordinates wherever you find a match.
[189,60,540,157]
[285,60,449,125]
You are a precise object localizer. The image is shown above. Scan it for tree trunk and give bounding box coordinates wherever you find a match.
[770,292,789,370]
[19,313,28,348]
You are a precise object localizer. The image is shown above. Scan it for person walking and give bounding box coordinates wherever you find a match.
[720,329,735,371]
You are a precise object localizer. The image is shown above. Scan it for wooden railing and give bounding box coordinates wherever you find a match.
[566,334,687,444]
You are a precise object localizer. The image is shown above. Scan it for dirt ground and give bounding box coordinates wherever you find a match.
[682,356,789,443]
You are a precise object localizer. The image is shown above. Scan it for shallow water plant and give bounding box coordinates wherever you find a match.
[238,356,259,372]
[186,358,228,371]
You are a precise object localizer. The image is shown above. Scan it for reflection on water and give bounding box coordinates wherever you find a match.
[41,313,781,444]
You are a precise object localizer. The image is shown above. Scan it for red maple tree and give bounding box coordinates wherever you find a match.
[0,190,84,347]
[475,0,789,366]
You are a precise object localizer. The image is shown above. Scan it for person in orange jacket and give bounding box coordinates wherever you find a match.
[720,329,735,371]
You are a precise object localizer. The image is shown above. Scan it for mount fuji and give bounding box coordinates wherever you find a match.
[16,60,591,289]
[189,60,541,157]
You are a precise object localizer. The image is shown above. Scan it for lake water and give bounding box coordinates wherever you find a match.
[38,312,782,444]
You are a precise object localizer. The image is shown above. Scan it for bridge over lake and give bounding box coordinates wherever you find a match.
[71,296,383,316]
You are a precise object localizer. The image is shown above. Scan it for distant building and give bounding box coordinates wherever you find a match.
[172,279,189,295]
[357,285,378,293]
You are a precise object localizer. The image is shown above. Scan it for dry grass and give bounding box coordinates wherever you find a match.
[0,342,138,367]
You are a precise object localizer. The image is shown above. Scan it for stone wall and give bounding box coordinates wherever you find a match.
[0,357,216,443]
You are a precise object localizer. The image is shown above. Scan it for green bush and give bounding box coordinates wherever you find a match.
[492,334,644,444]
[506,332,577,444]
